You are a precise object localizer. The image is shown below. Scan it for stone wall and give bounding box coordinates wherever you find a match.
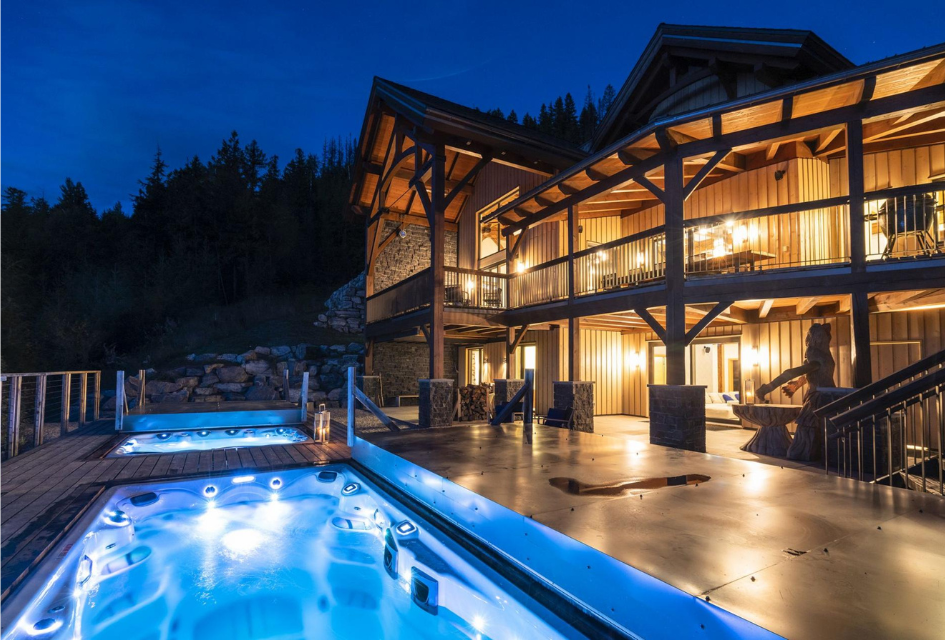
[648,385,706,452]
[314,272,365,334]
[373,221,457,292]
[372,341,457,401]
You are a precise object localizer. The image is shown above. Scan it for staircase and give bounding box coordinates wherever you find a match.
[816,349,945,495]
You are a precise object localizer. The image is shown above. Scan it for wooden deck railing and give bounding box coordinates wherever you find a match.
[863,182,944,262]
[366,268,432,323]
[575,228,667,296]
[508,258,570,308]
[1,370,102,460]
[444,266,508,310]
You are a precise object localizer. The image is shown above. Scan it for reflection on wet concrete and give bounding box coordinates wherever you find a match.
[549,473,710,496]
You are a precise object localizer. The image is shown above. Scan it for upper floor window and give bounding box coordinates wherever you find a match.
[478,188,519,260]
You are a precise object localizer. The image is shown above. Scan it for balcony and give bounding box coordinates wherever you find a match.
[863,183,944,262]
[367,267,509,324]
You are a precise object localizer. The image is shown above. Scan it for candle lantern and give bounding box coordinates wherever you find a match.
[315,403,330,443]
[744,378,755,405]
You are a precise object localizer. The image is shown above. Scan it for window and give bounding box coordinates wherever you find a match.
[467,348,483,386]
[478,188,519,260]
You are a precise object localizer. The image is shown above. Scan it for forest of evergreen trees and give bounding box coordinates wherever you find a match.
[1,85,617,372]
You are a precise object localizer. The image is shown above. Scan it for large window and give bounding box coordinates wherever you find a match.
[478,188,519,260]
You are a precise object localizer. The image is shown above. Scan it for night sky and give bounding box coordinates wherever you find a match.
[3,0,943,212]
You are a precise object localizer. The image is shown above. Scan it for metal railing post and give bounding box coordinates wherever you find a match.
[79,373,88,426]
[93,372,101,420]
[60,372,72,436]
[283,368,290,401]
[347,366,356,447]
[34,374,47,447]
[115,371,125,432]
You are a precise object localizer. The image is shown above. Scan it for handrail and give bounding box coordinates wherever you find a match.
[829,366,945,433]
[445,265,510,280]
[816,348,945,418]
[572,225,666,259]
[683,195,850,229]
[1,370,101,377]
[366,267,431,301]
[864,180,945,201]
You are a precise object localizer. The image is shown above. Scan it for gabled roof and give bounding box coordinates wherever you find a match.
[590,24,855,151]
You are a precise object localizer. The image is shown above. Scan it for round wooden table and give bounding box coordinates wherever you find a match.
[733,403,802,457]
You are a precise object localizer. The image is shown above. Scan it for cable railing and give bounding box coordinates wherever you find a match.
[685,198,851,276]
[1,370,103,460]
[863,182,945,261]
[574,228,666,296]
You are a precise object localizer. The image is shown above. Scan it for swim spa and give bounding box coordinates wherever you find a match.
[1,465,586,640]
[108,426,311,456]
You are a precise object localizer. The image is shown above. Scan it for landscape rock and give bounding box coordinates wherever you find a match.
[185,367,204,377]
[151,389,189,403]
[238,350,257,363]
[193,387,217,396]
[176,376,200,388]
[195,353,217,362]
[145,380,183,395]
[200,374,220,387]
[270,346,292,358]
[216,366,250,383]
[215,382,250,393]
[245,385,279,402]
[218,353,239,363]
[204,363,224,374]
[243,360,272,376]
[223,392,247,401]
[347,343,363,354]
[254,346,271,356]
[193,394,224,403]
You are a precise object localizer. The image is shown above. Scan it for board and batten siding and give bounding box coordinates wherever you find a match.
[457,162,549,270]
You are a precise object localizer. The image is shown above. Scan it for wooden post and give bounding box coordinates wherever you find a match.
[115,371,124,432]
[7,376,22,458]
[347,366,356,447]
[78,373,88,426]
[663,155,687,385]
[506,327,518,379]
[567,205,581,381]
[60,372,72,436]
[93,371,101,421]
[33,374,47,447]
[429,143,447,379]
[847,120,866,272]
[851,291,873,387]
[365,338,374,375]
[138,369,146,408]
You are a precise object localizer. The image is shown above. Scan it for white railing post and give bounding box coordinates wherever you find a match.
[347,366,356,447]
[60,373,72,436]
[34,374,47,447]
[115,371,125,432]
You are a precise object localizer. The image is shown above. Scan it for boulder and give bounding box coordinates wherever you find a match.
[254,346,271,356]
[215,382,250,393]
[186,353,197,361]
[151,389,189,403]
[223,392,247,401]
[145,380,183,395]
[204,363,224,374]
[307,364,319,376]
[311,391,328,404]
[245,385,279,402]
[347,342,363,354]
[218,353,240,363]
[195,353,217,362]
[293,344,308,360]
[193,387,217,396]
[216,366,249,383]
[329,344,346,355]
[328,388,342,402]
[287,388,302,402]
[317,314,328,323]
[200,373,220,387]
[176,377,200,388]
[319,373,344,390]
[185,367,204,377]
[102,396,117,411]
[270,346,292,358]
[193,394,224,403]
[238,350,257,363]
[171,366,188,378]
[243,360,271,376]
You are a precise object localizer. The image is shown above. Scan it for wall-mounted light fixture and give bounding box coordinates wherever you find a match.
[746,347,761,368]
[627,351,643,370]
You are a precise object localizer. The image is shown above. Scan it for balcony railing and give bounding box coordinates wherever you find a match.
[575,228,666,296]
[863,182,944,262]
[508,259,569,308]
[685,198,851,276]
[445,266,508,310]
[366,268,431,323]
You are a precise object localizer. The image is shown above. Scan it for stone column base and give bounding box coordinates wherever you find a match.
[493,379,524,405]
[419,379,454,428]
[648,385,706,452]
[553,381,595,432]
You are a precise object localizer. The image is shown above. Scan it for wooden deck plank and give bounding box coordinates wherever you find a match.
[248,446,270,468]
[224,448,242,471]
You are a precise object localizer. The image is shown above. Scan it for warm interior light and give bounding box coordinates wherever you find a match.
[736,225,749,243]
[597,250,607,262]
[465,279,476,291]
[516,261,527,274]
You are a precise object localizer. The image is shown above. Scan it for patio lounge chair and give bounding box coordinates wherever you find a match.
[537,407,573,430]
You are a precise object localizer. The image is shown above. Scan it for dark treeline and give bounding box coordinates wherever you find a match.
[484,84,617,146]
[1,133,362,371]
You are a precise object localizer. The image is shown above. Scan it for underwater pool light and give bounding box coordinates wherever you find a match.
[225,429,239,436]
[231,475,255,485]
[103,510,131,527]
[341,482,360,496]
[269,477,283,490]
[23,617,63,636]
[197,430,210,437]
[203,485,217,498]
[395,520,417,536]
[156,433,171,441]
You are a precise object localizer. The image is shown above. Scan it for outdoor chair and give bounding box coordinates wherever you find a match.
[537,407,574,430]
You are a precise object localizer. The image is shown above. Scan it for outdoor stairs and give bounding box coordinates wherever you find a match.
[817,348,945,495]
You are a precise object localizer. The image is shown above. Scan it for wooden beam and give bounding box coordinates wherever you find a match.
[758,298,774,319]
[663,156,687,385]
[443,155,490,209]
[815,127,843,153]
[796,297,821,315]
[507,325,530,355]
[847,120,866,272]
[684,300,733,345]
[683,149,729,200]
[634,308,667,343]
[851,291,872,387]
[429,143,446,379]
[634,175,665,202]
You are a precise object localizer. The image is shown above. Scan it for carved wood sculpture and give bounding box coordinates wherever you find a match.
[756,323,836,460]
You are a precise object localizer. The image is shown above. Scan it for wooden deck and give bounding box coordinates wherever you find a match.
[0,417,350,600]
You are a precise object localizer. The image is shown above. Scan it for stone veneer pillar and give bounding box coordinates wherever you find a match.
[493,379,524,405]
[419,379,453,428]
[648,385,706,452]
[553,381,595,432]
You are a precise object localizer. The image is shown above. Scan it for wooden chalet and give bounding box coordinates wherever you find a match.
[351,24,945,420]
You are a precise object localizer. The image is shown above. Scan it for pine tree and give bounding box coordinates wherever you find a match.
[521,113,537,129]
[562,93,579,143]
[598,84,616,119]
[506,110,518,124]
[579,85,599,143]
[538,104,552,133]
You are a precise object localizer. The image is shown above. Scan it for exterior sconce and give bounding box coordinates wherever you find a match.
[746,347,761,368]
[315,403,330,443]
[628,351,643,369]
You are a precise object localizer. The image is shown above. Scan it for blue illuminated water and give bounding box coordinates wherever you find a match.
[109,426,310,456]
[1,466,578,640]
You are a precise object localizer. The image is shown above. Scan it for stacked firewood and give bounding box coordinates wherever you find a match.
[458,384,490,421]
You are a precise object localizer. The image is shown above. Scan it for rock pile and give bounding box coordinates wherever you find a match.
[313,272,366,334]
[115,343,365,410]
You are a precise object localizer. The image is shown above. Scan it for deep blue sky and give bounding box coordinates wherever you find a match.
[3,0,943,212]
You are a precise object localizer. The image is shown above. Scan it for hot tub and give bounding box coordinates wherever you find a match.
[0,465,583,640]
[108,426,311,456]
